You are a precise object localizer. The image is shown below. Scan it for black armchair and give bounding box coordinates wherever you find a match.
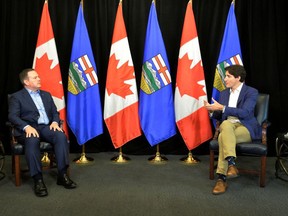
[6,121,56,186]
[209,93,270,187]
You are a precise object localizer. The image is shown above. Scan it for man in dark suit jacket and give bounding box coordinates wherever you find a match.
[204,65,261,195]
[8,68,76,197]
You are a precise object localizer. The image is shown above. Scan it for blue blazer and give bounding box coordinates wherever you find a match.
[212,84,261,140]
[8,88,60,137]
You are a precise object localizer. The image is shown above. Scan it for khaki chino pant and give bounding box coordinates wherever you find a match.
[216,120,252,175]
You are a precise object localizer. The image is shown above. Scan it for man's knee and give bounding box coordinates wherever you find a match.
[220,120,234,131]
[24,136,41,146]
[54,131,68,144]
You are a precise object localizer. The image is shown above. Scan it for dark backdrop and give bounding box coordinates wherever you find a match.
[0,0,287,156]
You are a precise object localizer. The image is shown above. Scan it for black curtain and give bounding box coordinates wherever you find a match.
[1,0,287,156]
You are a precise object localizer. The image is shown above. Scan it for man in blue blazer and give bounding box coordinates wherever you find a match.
[205,65,261,195]
[8,68,76,197]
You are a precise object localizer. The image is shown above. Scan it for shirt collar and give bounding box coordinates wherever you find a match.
[230,82,243,93]
[25,88,40,95]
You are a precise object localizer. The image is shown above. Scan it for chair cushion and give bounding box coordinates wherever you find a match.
[209,140,267,156]
[11,142,54,155]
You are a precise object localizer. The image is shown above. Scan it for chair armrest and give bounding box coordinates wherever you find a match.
[212,120,221,140]
[6,121,18,146]
[261,120,271,145]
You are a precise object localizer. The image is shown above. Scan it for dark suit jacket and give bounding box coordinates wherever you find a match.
[8,88,60,137]
[212,84,261,140]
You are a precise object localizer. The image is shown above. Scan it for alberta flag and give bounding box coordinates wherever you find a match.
[175,1,212,150]
[33,1,68,135]
[104,1,141,149]
[212,1,243,102]
[67,4,103,145]
[139,1,176,146]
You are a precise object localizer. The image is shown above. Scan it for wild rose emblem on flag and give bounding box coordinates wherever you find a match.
[68,54,99,95]
[141,53,172,94]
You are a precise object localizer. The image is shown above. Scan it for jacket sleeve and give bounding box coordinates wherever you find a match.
[8,93,30,131]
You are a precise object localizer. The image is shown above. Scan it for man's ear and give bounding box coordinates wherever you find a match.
[23,79,29,86]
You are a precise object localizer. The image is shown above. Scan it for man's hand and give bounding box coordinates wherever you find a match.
[25,126,39,138]
[50,122,63,132]
[204,98,225,112]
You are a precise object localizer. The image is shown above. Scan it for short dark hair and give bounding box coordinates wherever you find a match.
[224,65,246,82]
[19,68,35,85]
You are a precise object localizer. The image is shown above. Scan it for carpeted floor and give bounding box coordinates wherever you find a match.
[0,153,288,216]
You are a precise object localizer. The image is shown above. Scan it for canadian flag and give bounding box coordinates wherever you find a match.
[32,1,68,136]
[104,2,141,148]
[174,1,212,150]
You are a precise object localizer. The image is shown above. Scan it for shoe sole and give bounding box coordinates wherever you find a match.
[57,182,77,189]
[227,174,239,179]
[35,191,48,197]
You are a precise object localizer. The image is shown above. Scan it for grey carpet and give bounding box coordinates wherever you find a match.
[0,153,288,216]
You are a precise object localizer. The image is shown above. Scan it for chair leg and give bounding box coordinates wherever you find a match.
[260,155,266,187]
[14,155,21,186]
[209,150,215,180]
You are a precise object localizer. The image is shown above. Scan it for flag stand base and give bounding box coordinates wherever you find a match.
[73,153,94,164]
[180,151,200,164]
[41,152,50,166]
[111,147,130,163]
[148,145,167,164]
[73,145,94,164]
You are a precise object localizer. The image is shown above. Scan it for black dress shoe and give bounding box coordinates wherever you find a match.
[57,174,77,189]
[34,179,48,197]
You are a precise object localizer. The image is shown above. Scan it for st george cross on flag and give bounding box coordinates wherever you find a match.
[139,1,176,146]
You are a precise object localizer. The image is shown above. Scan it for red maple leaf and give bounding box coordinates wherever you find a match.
[106,54,135,99]
[177,53,206,99]
[34,53,64,99]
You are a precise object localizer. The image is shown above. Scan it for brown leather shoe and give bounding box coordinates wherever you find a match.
[212,179,227,195]
[227,165,239,178]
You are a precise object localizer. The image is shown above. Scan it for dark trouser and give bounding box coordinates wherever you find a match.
[17,125,70,177]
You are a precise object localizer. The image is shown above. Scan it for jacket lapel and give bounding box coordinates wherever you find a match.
[21,88,38,112]
[237,84,247,106]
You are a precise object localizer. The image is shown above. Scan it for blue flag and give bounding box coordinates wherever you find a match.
[139,2,176,146]
[212,1,243,102]
[67,5,103,145]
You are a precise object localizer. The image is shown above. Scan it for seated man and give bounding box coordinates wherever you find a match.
[204,65,261,195]
[8,68,76,197]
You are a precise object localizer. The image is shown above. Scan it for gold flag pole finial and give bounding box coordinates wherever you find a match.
[81,0,84,10]
[180,150,200,164]
[73,144,94,164]
[148,144,168,163]
[111,147,130,163]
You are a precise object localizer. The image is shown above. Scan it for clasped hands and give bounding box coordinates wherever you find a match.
[204,98,225,112]
[25,122,63,138]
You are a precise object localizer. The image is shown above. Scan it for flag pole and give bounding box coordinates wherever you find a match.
[180,150,200,164]
[40,0,50,168]
[71,0,94,165]
[73,144,94,164]
[148,144,168,163]
[111,147,130,163]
